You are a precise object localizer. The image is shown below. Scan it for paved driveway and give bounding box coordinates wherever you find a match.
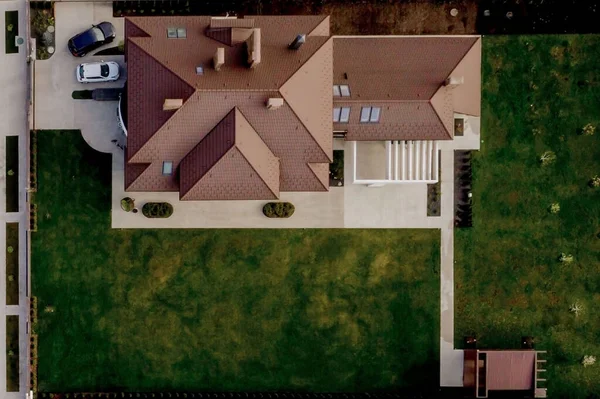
[34,1,125,153]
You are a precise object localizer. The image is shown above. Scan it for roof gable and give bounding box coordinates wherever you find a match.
[179,108,279,200]
[126,40,195,160]
[332,36,478,101]
[280,38,333,161]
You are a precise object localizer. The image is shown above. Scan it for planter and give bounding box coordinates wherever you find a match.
[142,202,173,218]
[263,202,295,218]
[120,197,135,212]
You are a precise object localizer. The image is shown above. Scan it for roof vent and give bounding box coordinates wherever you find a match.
[289,34,306,50]
[196,65,204,75]
[246,28,261,68]
[163,99,183,111]
[266,98,284,110]
[444,76,464,87]
[213,48,225,71]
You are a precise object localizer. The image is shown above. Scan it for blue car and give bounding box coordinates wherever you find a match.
[68,22,116,57]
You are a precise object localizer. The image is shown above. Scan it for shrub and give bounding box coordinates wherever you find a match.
[589,175,600,188]
[582,355,596,367]
[142,202,174,218]
[539,150,556,166]
[559,253,574,263]
[263,202,295,218]
[549,203,560,214]
[120,197,135,212]
[7,246,13,253]
[582,123,596,136]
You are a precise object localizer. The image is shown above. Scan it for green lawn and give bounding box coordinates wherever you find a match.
[455,35,600,398]
[6,223,19,305]
[4,11,19,54]
[6,315,19,392]
[6,136,19,212]
[33,130,440,393]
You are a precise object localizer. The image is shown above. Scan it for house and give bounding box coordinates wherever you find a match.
[122,16,481,200]
[463,349,547,398]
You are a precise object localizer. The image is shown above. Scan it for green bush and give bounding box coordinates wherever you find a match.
[262,202,295,218]
[142,202,173,218]
[120,197,134,212]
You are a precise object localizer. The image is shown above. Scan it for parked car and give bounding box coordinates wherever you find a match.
[68,22,116,57]
[76,61,120,83]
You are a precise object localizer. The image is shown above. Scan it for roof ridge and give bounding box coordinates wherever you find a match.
[125,17,152,37]
[308,163,329,191]
[429,86,454,140]
[443,37,479,84]
[234,108,280,198]
[279,37,333,162]
[128,36,199,89]
[127,41,196,162]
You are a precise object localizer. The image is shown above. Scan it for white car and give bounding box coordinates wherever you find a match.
[76,61,120,83]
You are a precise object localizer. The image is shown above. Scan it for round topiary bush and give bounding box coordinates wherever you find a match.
[142,202,173,218]
[263,202,295,218]
[120,197,135,212]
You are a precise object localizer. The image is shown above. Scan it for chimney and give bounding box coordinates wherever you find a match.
[266,98,284,110]
[163,99,183,111]
[444,76,464,87]
[213,47,225,71]
[289,34,306,50]
[246,28,261,68]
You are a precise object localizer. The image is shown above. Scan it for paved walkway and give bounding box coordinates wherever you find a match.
[0,0,31,398]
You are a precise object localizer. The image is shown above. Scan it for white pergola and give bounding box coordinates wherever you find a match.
[352,140,439,186]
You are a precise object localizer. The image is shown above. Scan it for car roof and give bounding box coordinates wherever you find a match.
[82,63,103,78]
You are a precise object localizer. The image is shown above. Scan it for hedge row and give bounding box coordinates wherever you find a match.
[142,202,173,218]
[263,202,295,218]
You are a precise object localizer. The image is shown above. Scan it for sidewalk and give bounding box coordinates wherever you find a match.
[0,0,31,398]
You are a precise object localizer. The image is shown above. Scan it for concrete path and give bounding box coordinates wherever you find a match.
[438,149,465,387]
[0,0,31,397]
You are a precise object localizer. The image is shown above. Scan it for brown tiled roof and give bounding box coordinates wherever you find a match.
[126,40,195,158]
[334,101,451,141]
[179,108,280,200]
[124,16,332,197]
[333,36,479,140]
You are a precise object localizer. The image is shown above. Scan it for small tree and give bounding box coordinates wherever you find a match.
[559,253,574,263]
[569,301,583,316]
[582,123,596,136]
[539,151,556,166]
[589,175,600,188]
[582,355,596,367]
[549,203,560,214]
[7,246,13,253]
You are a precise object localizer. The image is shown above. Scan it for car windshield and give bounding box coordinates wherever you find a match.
[100,64,109,77]
[91,27,105,41]
[79,66,84,79]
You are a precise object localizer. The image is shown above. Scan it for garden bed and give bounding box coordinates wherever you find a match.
[6,136,19,213]
[6,223,19,306]
[427,152,442,217]
[4,11,19,54]
[454,151,472,227]
[6,315,19,392]
[30,3,55,60]
[329,150,344,187]
[142,202,173,218]
[72,90,93,100]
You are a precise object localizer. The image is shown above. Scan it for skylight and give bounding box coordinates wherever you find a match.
[162,161,173,175]
[340,107,350,123]
[360,107,381,123]
[167,27,187,39]
[333,85,351,97]
[339,85,351,97]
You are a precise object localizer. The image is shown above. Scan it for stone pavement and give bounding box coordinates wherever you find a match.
[0,0,31,397]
